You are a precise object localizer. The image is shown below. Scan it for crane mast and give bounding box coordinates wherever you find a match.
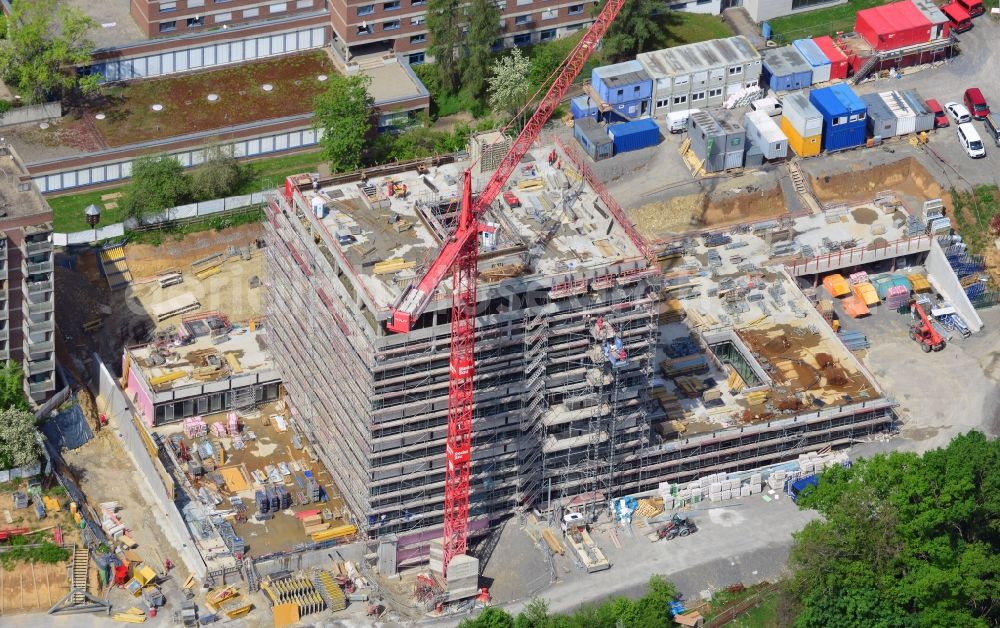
[390,0,628,577]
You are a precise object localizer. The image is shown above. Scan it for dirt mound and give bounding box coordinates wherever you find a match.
[809,157,948,211]
[631,182,786,238]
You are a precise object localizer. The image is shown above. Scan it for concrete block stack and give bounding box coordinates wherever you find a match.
[767,470,788,491]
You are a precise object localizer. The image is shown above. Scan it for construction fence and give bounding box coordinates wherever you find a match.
[92,354,207,579]
[53,192,270,246]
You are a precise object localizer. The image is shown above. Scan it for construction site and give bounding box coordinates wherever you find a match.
[25,1,1000,624]
[258,132,944,585]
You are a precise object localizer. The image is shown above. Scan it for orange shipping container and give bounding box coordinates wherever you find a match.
[781,117,821,157]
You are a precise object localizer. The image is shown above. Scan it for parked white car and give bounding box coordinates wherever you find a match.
[957,122,986,158]
[945,102,972,124]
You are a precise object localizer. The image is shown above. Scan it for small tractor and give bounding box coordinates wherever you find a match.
[909,303,945,353]
[653,514,698,541]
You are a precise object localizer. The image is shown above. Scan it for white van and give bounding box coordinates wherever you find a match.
[667,109,700,133]
[750,97,782,118]
[957,122,986,158]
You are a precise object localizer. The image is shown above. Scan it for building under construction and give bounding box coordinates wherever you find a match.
[262,142,894,572]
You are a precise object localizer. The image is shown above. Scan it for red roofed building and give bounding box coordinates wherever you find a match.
[855,1,933,51]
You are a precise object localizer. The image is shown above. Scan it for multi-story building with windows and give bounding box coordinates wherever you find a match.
[30,0,601,67]
[0,145,57,405]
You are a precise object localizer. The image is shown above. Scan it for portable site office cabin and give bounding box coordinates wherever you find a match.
[780,92,823,157]
[863,90,934,138]
[793,39,832,85]
[688,111,746,172]
[810,84,867,152]
[636,36,762,118]
[743,110,788,160]
[591,61,652,120]
[574,118,613,161]
[762,46,813,92]
[883,90,934,134]
[911,0,952,41]
[855,1,933,51]
[812,36,849,81]
[862,93,898,138]
[571,95,598,120]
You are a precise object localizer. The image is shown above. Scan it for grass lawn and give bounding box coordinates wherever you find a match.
[48,189,130,232]
[92,52,335,147]
[48,149,326,232]
[767,0,883,43]
[728,595,780,628]
[655,12,735,48]
[702,584,782,628]
[951,185,1000,256]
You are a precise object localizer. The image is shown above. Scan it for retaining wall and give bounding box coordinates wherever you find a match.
[93,354,207,578]
[924,238,984,333]
[0,102,61,128]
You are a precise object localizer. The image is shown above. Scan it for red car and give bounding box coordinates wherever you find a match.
[926,98,949,128]
[964,88,990,120]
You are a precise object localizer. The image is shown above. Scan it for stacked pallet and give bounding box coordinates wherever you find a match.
[516,178,544,191]
[635,498,664,518]
[674,376,708,398]
[658,298,686,323]
[726,365,746,393]
[310,524,358,543]
[312,571,347,612]
[649,387,682,417]
[301,513,329,536]
[660,354,709,377]
[264,577,326,617]
[373,258,416,275]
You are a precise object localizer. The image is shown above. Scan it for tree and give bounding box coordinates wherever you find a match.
[596,0,660,63]
[785,431,1000,627]
[426,0,464,93]
[487,48,533,120]
[189,145,247,201]
[462,576,678,627]
[0,361,29,412]
[314,74,374,173]
[0,0,101,104]
[458,607,515,628]
[528,33,583,94]
[122,155,189,224]
[463,0,501,98]
[0,408,41,470]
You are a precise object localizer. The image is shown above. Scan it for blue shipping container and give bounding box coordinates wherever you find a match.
[810,84,867,151]
[608,119,661,154]
[571,95,598,121]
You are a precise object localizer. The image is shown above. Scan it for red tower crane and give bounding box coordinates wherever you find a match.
[386,0,628,577]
